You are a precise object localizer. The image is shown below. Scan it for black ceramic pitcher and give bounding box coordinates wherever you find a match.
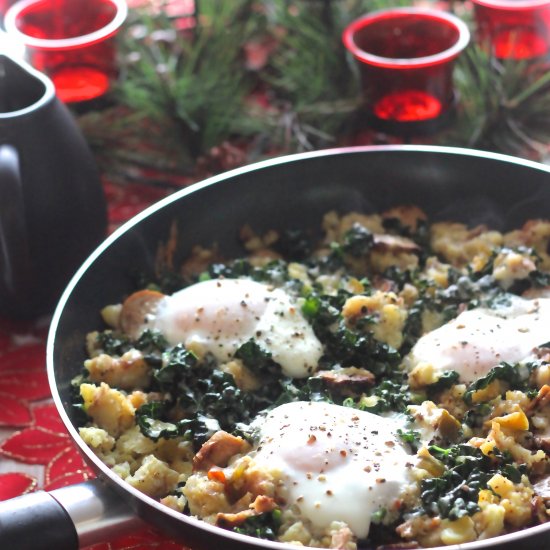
[0,53,107,318]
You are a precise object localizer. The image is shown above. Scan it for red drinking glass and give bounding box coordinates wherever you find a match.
[4,0,127,103]
[472,0,550,59]
[343,8,470,135]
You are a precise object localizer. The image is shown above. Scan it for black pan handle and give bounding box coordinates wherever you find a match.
[0,489,77,549]
[0,478,142,550]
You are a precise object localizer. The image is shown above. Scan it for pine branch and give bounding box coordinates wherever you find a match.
[79,1,263,183]
[75,0,550,188]
[436,46,550,159]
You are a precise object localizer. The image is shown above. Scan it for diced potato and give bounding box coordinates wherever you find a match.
[126,454,180,498]
[80,382,136,437]
[85,349,151,390]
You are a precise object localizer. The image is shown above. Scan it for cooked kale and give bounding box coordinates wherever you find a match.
[463,402,492,429]
[135,329,169,354]
[302,287,401,377]
[370,507,387,524]
[427,370,460,395]
[326,323,401,376]
[136,402,218,448]
[275,376,334,406]
[316,223,374,271]
[381,216,412,237]
[463,361,536,404]
[421,444,525,520]
[95,331,132,356]
[132,268,186,295]
[397,428,421,453]
[343,375,412,415]
[94,329,167,365]
[231,509,282,540]
[342,223,374,257]
[274,228,313,261]
[400,299,423,355]
[153,344,198,392]
[135,345,272,448]
[235,340,278,377]
[529,267,550,288]
[207,258,290,285]
[382,265,416,290]
[382,217,430,251]
[301,289,345,328]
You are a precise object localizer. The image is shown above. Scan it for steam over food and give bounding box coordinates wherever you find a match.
[76,208,550,549]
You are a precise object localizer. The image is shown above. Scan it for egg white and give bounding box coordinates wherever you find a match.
[408,295,550,383]
[252,401,415,539]
[150,278,323,378]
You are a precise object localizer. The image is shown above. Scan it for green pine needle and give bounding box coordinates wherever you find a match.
[76,0,550,187]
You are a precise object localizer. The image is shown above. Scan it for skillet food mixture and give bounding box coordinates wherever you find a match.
[75,206,550,549]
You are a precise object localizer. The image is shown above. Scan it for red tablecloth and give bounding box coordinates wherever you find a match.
[0,180,192,549]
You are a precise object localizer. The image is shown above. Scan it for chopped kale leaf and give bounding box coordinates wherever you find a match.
[397,428,421,452]
[95,331,132,356]
[132,268,185,295]
[382,266,415,290]
[463,361,535,404]
[421,444,526,520]
[136,402,218,448]
[302,288,401,377]
[93,329,167,365]
[135,329,169,354]
[231,509,282,540]
[274,228,313,261]
[154,345,198,391]
[208,259,290,285]
[382,217,430,253]
[427,370,459,395]
[344,375,412,414]
[273,376,334,408]
[370,507,387,524]
[342,223,374,257]
[235,340,279,377]
[463,403,492,429]
[301,289,345,328]
[134,329,169,367]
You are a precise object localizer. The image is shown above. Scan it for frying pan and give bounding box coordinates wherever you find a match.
[1,145,550,550]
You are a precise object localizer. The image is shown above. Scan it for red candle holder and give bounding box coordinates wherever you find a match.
[0,0,16,18]
[4,0,127,104]
[472,0,550,60]
[343,8,470,136]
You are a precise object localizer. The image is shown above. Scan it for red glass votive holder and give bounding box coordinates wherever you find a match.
[4,0,127,104]
[0,0,16,18]
[472,0,550,60]
[343,8,470,135]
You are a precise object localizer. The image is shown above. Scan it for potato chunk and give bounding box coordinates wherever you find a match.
[85,349,151,390]
[80,382,136,437]
[126,454,180,498]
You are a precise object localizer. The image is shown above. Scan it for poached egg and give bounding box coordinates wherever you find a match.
[408,295,550,383]
[252,401,415,538]
[130,278,323,378]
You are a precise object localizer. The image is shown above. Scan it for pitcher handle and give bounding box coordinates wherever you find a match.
[0,145,32,309]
